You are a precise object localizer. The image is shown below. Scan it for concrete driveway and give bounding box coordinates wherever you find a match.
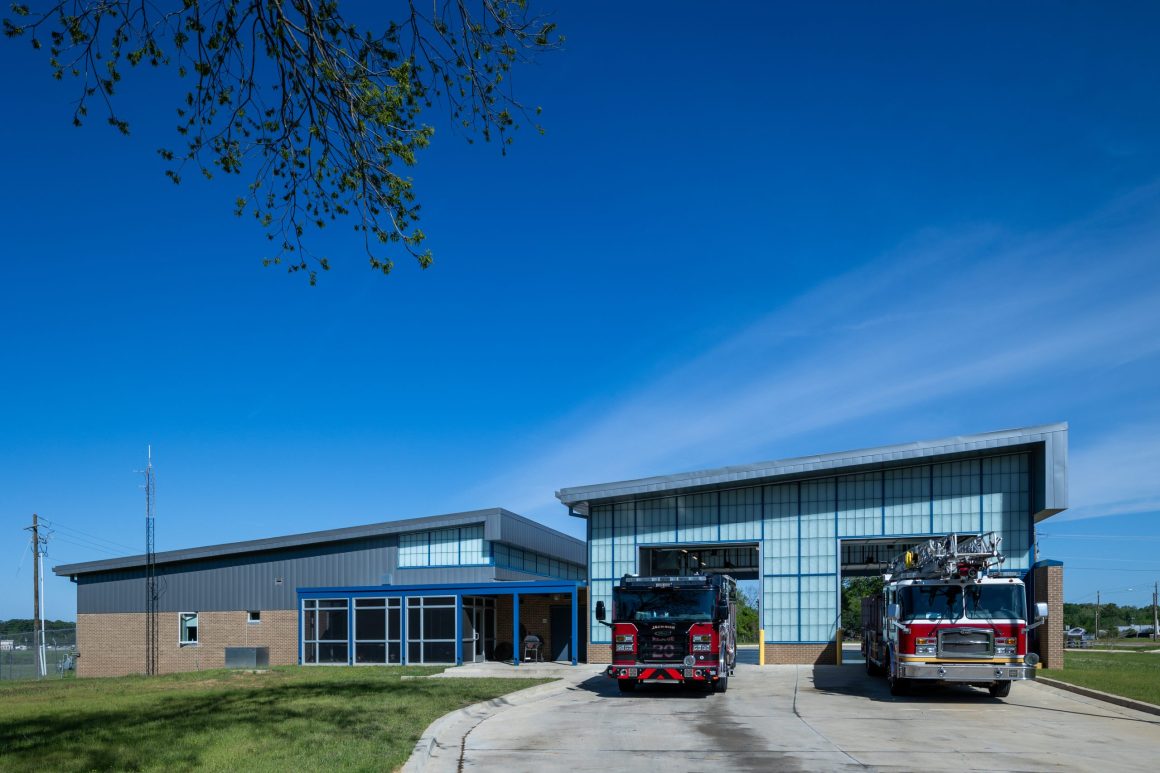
[458,663,1160,771]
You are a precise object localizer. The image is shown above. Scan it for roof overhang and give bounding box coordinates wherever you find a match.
[557,423,1068,523]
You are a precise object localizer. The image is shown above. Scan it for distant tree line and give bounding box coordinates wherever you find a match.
[0,619,75,636]
[1064,603,1156,634]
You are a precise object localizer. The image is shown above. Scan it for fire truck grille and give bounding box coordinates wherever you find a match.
[938,629,994,658]
[638,637,685,663]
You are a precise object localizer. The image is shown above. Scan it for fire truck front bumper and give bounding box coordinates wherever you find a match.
[896,661,1037,682]
[607,664,720,682]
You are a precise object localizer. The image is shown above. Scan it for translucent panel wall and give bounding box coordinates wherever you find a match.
[586,452,1032,646]
[932,460,981,534]
[678,492,717,542]
[589,506,614,643]
[721,488,762,541]
[398,533,427,568]
[983,454,1031,570]
[763,484,797,576]
[838,473,882,537]
[884,467,929,534]
[762,575,798,641]
[398,525,490,567]
[636,497,676,544]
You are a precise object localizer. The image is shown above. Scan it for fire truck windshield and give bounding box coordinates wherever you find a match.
[615,588,715,621]
[898,584,1027,621]
[897,585,963,620]
[964,585,1026,620]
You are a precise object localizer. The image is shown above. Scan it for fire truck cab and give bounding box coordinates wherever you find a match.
[862,533,1049,697]
[597,574,737,693]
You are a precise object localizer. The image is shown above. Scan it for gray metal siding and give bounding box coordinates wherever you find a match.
[77,536,399,613]
[388,566,499,585]
[494,510,586,564]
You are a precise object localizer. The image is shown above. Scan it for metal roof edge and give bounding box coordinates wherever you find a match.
[52,506,550,577]
[556,423,1069,508]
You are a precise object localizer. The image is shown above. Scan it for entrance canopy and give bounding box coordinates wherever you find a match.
[297,580,586,667]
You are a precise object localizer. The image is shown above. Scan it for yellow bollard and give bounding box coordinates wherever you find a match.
[759,629,765,666]
[836,630,843,666]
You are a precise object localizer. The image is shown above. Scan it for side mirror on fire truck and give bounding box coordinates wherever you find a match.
[595,601,606,621]
[717,603,730,620]
[886,603,901,621]
[1027,602,1050,631]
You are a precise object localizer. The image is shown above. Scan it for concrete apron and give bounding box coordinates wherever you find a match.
[403,664,604,773]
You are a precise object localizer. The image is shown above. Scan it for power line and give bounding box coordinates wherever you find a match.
[40,519,138,554]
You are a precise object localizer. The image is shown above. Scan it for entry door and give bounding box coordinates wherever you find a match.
[461,601,479,663]
[549,605,571,662]
[473,605,486,662]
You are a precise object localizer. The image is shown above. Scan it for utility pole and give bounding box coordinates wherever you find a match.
[1153,581,1158,642]
[144,447,158,676]
[25,514,47,678]
[1094,590,1101,644]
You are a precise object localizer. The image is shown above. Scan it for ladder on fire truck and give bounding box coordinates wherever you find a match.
[887,532,1004,581]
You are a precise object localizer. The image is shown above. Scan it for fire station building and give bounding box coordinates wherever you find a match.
[55,423,1067,676]
[556,423,1068,668]
[55,509,587,677]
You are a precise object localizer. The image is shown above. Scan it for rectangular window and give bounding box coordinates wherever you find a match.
[302,598,349,665]
[247,611,261,624]
[405,596,456,664]
[399,532,428,567]
[179,612,199,645]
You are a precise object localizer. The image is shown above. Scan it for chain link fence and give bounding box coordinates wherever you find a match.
[0,627,78,680]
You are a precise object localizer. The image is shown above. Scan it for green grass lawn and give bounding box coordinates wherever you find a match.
[1050,651,1160,706]
[0,666,550,772]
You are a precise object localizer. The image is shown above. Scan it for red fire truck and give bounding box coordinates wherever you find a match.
[862,532,1048,697]
[596,574,737,693]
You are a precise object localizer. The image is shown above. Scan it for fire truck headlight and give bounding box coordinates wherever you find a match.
[915,637,936,655]
[615,644,634,652]
[996,637,1016,655]
[692,644,711,652]
[615,634,635,643]
[692,634,712,643]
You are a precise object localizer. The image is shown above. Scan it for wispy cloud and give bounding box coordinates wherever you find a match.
[464,188,1160,520]
[1060,424,1160,521]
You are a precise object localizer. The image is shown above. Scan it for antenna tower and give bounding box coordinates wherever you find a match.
[144,447,158,676]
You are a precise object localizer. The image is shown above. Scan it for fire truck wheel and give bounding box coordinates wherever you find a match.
[617,679,637,693]
[988,681,1012,698]
[865,657,882,677]
[888,675,909,696]
[714,675,728,693]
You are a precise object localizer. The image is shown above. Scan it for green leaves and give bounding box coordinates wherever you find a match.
[4,0,560,282]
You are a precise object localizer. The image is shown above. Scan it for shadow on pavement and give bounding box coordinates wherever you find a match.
[573,672,715,699]
[810,664,1010,704]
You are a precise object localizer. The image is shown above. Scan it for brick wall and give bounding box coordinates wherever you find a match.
[1033,564,1065,670]
[587,643,612,664]
[763,642,838,665]
[76,610,297,678]
[494,592,584,661]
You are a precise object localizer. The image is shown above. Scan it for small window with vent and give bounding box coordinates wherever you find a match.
[179,612,199,645]
[247,611,261,624]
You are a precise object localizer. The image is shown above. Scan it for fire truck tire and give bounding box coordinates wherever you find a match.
[888,676,909,696]
[988,681,1012,698]
[617,679,637,693]
[714,675,728,693]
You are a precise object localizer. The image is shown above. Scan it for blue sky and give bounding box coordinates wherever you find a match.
[3,2,1160,620]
